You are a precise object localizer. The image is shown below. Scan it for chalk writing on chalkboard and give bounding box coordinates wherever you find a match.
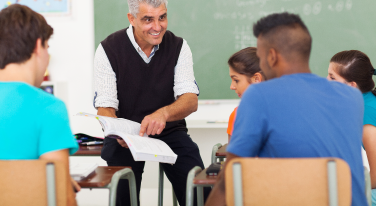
[212,0,354,50]
[234,26,256,50]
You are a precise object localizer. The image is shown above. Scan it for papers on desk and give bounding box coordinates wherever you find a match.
[70,162,98,181]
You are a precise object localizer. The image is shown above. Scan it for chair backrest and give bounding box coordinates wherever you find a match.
[0,159,67,206]
[225,158,351,206]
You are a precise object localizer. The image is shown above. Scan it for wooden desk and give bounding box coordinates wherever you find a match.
[193,169,218,185]
[215,144,227,157]
[76,166,137,206]
[73,145,103,156]
[77,166,130,188]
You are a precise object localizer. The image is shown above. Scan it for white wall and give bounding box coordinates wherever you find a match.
[44,1,239,205]
[45,0,97,119]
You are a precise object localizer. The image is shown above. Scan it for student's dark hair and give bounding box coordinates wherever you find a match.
[330,50,376,96]
[228,47,265,80]
[253,12,312,61]
[0,4,53,69]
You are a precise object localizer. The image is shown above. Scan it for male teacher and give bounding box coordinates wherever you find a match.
[93,0,207,205]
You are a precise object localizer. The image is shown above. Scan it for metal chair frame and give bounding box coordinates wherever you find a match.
[158,163,178,206]
[82,168,138,206]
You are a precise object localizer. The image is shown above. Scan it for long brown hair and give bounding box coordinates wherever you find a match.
[228,47,265,80]
[330,50,376,96]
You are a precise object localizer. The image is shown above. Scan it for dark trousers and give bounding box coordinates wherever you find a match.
[101,130,210,206]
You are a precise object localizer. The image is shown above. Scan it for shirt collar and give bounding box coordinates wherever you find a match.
[126,24,160,53]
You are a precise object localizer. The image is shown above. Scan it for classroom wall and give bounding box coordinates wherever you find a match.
[45,0,97,119]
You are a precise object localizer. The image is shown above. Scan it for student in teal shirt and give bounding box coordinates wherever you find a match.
[0,4,79,205]
[327,50,376,205]
[0,82,78,160]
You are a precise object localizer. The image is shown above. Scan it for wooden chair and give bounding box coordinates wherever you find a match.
[0,160,67,206]
[225,158,352,206]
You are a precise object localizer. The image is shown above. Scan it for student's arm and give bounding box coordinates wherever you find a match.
[139,93,198,136]
[205,152,239,206]
[228,134,231,142]
[40,149,78,206]
[362,124,376,188]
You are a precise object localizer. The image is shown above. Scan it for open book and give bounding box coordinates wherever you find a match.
[76,112,178,164]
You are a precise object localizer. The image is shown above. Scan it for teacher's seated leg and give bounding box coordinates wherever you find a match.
[102,138,145,206]
[160,130,211,206]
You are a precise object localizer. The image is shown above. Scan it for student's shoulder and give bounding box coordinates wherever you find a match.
[327,80,363,108]
[364,92,376,109]
[247,75,289,94]
[22,84,66,110]
[329,79,362,97]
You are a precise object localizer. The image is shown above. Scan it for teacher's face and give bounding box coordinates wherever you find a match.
[128,3,168,48]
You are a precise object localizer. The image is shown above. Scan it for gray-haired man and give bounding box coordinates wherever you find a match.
[93,0,208,205]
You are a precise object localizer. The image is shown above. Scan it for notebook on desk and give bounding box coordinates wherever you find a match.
[206,162,223,176]
[70,162,98,180]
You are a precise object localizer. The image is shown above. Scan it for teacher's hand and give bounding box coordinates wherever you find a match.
[117,139,129,148]
[140,108,167,136]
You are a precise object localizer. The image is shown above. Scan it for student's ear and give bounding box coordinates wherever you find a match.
[33,38,43,56]
[252,72,263,83]
[348,81,358,89]
[267,48,277,68]
[128,13,135,27]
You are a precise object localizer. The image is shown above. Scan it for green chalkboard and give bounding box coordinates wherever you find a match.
[94,0,376,99]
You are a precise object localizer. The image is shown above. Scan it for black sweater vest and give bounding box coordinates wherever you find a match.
[101,28,187,137]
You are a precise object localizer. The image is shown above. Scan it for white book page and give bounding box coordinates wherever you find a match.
[101,117,143,136]
[76,112,146,137]
[119,132,177,156]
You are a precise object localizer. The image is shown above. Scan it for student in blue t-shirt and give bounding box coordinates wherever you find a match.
[327,50,376,205]
[205,12,367,206]
[0,4,79,206]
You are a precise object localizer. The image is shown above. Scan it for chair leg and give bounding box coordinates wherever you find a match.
[186,166,202,206]
[160,164,179,206]
[364,168,372,206]
[211,143,222,164]
[197,186,204,206]
[108,168,138,206]
[158,164,164,206]
[172,189,178,206]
